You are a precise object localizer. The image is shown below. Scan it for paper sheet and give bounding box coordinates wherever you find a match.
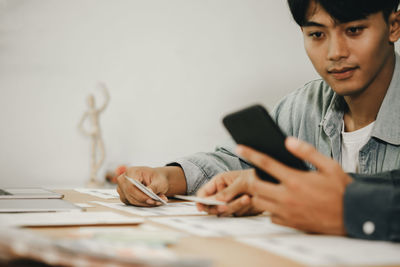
[92,201,207,216]
[237,235,400,266]
[73,225,184,246]
[0,211,143,227]
[74,188,119,199]
[150,216,300,237]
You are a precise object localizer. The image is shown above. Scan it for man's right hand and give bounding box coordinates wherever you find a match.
[116,166,169,207]
[116,166,187,207]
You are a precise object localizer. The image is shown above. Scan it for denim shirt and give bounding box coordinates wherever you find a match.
[170,54,400,241]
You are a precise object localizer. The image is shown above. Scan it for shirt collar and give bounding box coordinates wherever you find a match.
[322,94,346,137]
[320,94,345,161]
[372,53,400,145]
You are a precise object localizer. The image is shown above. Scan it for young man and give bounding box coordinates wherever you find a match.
[117,0,400,241]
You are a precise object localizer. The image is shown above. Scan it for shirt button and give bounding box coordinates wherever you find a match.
[363,221,375,235]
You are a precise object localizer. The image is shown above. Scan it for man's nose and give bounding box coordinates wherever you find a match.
[327,34,349,61]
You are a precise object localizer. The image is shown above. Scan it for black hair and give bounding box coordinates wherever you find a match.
[287,0,400,26]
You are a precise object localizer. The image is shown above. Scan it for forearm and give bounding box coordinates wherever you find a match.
[157,166,187,196]
[166,143,250,195]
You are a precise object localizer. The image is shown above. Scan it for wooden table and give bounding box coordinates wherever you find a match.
[1,190,397,267]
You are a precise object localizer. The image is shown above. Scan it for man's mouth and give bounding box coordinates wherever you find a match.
[327,67,358,80]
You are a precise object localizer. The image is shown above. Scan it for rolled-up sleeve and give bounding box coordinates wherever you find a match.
[167,141,252,195]
[344,171,400,241]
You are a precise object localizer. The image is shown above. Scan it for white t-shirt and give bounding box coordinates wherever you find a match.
[341,121,375,173]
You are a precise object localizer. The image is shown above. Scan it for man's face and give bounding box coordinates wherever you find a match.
[302,3,395,96]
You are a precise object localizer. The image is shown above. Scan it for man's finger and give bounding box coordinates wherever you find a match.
[116,175,132,205]
[115,165,127,176]
[214,176,249,202]
[285,137,333,172]
[270,214,293,228]
[116,186,129,205]
[198,171,241,198]
[120,176,157,207]
[250,178,283,203]
[202,204,220,215]
[216,176,228,192]
[196,203,205,212]
[217,194,251,217]
[252,195,279,214]
[197,180,217,198]
[233,205,251,217]
[236,145,297,183]
[124,188,154,207]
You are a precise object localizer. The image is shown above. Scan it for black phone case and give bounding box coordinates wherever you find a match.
[223,104,308,183]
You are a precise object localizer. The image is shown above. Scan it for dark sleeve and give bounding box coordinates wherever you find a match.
[344,170,400,241]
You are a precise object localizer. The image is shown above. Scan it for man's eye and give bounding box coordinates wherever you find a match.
[347,27,364,35]
[309,32,324,39]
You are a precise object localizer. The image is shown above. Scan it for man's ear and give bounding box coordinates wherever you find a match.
[388,10,400,43]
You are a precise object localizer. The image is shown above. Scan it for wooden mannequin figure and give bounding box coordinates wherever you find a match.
[78,83,110,187]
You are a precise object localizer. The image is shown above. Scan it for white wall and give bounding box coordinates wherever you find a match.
[0,0,320,187]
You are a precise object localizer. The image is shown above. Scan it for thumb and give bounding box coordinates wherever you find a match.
[197,180,217,198]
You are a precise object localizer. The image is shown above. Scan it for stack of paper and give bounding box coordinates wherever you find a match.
[0,211,143,227]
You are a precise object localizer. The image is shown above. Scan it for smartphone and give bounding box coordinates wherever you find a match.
[222,104,308,183]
